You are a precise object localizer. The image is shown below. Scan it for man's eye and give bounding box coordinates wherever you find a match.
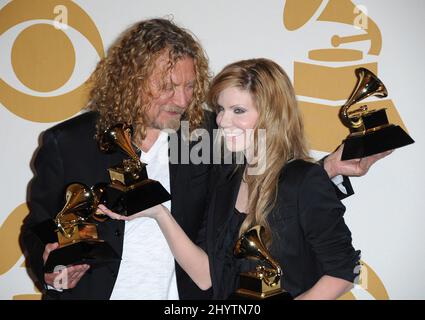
[164,83,174,91]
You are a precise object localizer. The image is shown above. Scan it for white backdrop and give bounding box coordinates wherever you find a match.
[0,0,424,299]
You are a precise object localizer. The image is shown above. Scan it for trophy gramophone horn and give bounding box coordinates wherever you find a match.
[234,225,281,287]
[55,183,97,238]
[283,0,382,55]
[99,124,139,161]
[340,68,388,131]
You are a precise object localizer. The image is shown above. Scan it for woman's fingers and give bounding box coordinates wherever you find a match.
[97,204,130,220]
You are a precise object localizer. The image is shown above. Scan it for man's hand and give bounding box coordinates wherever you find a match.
[43,242,90,290]
[324,144,393,178]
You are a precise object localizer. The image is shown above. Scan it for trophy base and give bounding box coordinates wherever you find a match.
[44,240,120,273]
[341,124,414,160]
[229,288,292,300]
[228,272,292,300]
[108,164,148,186]
[105,179,171,216]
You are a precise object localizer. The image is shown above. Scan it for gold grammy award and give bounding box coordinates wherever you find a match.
[99,124,171,215]
[233,225,291,299]
[340,68,414,160]
[284,0,411,154]
[32,183,119,273]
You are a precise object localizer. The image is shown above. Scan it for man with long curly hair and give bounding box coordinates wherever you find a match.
[22,18,388,300]
[22,18,214,300]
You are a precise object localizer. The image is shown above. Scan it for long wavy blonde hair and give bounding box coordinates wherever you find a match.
[87,18,210,144]
[208,58,311,246]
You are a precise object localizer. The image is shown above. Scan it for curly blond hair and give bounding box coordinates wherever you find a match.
[87,18,210,144]
[208,58,312,247]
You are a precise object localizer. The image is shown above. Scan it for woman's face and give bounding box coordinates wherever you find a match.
[216,86,259,153]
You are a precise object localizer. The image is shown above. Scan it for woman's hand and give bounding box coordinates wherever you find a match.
[97,204,166,221]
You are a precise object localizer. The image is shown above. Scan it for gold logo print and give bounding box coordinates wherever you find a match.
[339,261,389,300]
[12,23,76,92]
[0,203,29,276]
[283,0,409,153]
[0,203,42,299]
[0,0,104,122]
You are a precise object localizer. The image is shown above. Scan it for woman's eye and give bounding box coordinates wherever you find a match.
[234,107,246,114]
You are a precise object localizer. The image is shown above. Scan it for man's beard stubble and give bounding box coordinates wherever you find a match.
[149,105,185,131]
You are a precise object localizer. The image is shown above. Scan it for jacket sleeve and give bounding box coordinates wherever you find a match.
[317,156,354,200]
[21,129,66,287]
[298,164,361,283]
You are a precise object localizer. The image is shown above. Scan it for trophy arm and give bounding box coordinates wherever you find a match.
[273,264,282,286]
[262,258,282,287]
[89,183,109,222]
[55,217,70,239]
[55,213,84,239]
[55,209,72,238]
[340,103,366,130]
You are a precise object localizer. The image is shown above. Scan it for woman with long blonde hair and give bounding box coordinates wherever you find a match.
[100,58,361,299]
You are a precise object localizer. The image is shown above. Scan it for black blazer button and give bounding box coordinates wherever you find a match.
[115,230,121,237]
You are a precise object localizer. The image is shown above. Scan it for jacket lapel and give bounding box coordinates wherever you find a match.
[212,165,244,238]
[168,129,191,227]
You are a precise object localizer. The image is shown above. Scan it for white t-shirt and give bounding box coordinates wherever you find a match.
[110,131,179,300]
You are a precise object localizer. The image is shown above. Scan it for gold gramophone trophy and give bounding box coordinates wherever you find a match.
[284,0,414,155]
[32,183,119,273]
[340,68,414,160]
[232,225,291,299]
[99,124,171,215]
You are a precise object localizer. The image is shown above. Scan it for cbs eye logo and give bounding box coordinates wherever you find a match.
[0,0,104,122]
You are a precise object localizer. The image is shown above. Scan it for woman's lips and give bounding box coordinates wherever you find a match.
[222,130,244,138]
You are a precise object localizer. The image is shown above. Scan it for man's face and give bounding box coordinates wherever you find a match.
[145,54,196,130]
